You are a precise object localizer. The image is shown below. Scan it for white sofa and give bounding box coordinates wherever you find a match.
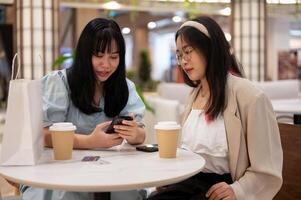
[157,82,191,104]
[143,83,191,144]
[253,79,300,100]
[253,79,300,124]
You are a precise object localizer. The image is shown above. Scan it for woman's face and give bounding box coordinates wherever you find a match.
[176,36,207,81]
[92,40,120,83]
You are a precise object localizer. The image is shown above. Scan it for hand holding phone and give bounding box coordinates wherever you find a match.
[105,115,133,134]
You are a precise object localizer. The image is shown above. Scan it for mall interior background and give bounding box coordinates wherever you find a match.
[0,0,300,197]
[0,1,300,101]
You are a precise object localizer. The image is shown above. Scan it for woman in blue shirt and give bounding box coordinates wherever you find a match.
[21,18,146,200]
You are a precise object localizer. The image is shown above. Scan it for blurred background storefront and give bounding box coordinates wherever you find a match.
[0,0,300,94]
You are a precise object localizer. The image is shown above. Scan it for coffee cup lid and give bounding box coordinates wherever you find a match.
[49,122,76,131]
[154,121,181,130]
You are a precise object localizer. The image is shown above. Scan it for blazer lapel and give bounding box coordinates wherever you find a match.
[224,75,242,180]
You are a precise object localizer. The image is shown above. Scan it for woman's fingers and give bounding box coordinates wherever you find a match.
[97,121,112,130]
[206,182,236,200]
[106,133,122,139]
[114,125,133,132]
[121,119,135,126]
[118,134,132,141]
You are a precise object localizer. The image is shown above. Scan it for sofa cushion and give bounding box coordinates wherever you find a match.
[157,82,191,104]
[253,79,300,100]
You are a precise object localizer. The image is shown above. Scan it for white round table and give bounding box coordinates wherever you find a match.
[0,147,205,192]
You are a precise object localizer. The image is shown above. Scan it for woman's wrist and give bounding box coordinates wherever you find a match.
[137,128,146,144]
[127,127,145,145]
[85,134,95,148]
[74,133,95,149]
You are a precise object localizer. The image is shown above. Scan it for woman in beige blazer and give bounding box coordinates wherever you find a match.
[148,16,282,200]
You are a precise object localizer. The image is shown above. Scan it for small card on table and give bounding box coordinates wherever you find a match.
[81,156,100,162]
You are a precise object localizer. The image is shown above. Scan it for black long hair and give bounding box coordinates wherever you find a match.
[175,16,244,120]
[67,18,128,117]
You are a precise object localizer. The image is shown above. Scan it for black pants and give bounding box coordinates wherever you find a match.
[147,172,233,200]
[94,192,110,200]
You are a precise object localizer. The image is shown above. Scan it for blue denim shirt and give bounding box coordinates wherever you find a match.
[21,69,146,200]
[43,69,145,132]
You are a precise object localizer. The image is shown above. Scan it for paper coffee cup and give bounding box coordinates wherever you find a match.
[49,122,76,160]
[155,121,181,158]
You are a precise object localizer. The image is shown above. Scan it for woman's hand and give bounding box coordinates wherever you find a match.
[5,179,19,188]
[113,114,145,145]
[206,182,236,200]
[88,121,123,148]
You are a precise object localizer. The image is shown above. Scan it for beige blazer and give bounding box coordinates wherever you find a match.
[183,74,283,200]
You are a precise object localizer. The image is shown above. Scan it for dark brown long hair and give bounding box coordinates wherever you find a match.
[176,16,244,120]
[67,18,128,117]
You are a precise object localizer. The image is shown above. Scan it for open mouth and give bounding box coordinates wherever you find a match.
[96,71,110,78]
[184,68,193,74]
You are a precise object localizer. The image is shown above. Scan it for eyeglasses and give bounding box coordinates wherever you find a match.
[176,47,194,66]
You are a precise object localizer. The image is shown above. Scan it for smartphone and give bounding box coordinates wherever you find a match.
[105,115,133,134]
[136,144,158,152]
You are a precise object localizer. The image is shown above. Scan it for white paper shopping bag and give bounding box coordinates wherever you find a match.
[0,54,43,166]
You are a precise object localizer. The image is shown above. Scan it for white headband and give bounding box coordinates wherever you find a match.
[180,21,210,38]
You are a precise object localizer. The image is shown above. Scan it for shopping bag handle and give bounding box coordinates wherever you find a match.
[11,53,21,80]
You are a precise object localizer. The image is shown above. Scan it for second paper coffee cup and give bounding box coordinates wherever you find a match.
[155,121,181,158]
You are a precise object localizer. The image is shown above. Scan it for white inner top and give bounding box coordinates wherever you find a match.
[181,109,230,174]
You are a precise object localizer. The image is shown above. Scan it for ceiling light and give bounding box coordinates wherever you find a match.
[103,1,121,10]
[220,7,231,16]
[122,27,131,34]
[148,22,157,29]
[280,0,297,4]
[266,0,298,3]
[172,16,182,23]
